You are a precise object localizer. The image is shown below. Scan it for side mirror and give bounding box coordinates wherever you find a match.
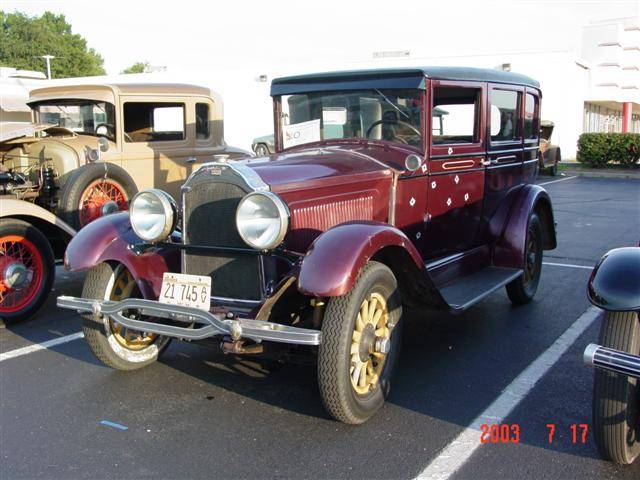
[97,137,109,152]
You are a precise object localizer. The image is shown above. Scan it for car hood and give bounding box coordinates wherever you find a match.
[245,144,404,193]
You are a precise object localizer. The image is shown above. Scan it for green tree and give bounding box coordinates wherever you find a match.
[0,11,105,78]
[121,61,149,74]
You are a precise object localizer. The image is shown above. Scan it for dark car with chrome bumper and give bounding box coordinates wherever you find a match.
[58,66,556,424]
[583,246,640,464]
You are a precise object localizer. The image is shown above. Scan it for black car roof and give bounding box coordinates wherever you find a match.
[271,66,540,96]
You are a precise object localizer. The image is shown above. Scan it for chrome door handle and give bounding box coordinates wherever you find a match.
[186,156,197,164]
[496,155,517,163]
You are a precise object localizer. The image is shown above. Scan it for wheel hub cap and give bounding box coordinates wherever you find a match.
[350,292,391,395]
[3,262,30,289]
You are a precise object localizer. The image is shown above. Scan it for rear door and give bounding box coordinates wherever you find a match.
[522,89,541,183]
[424,80,487,258]
[483,84,524,223]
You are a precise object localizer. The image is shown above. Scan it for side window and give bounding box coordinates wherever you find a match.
[523,93,538,139]
[490,89,520,142]
[123,102,185,142]
[196,103,210,140]
[432,86,480,145]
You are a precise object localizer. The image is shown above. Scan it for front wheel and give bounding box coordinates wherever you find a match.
[0,219,55,322]
[317,261,402,424]
[593,311,640,464]
[506,212,543,305]
[81,262,170,370]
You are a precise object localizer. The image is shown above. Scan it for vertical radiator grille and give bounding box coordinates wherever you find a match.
[183,181,262,301]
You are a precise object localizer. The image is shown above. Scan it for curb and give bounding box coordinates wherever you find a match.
[560,169,640,180]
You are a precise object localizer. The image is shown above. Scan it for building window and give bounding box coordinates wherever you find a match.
[123,102,185,142]
[432,86,480,145]
[196,103,210,140]
[583,102,626,133]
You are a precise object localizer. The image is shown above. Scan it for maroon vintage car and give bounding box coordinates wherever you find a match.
[58,67,556,424]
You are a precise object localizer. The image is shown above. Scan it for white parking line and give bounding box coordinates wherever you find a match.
[0,332,84,362]
[538,175,577,186]
[543,261,593,270]
[415,306,601,480]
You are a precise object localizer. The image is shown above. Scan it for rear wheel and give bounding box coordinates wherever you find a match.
[0,219,55,323]
[547,149,560,176]
[82,262,170,370]
[317,261,402,424]
[593,311,640,464]
[506,212,543,305]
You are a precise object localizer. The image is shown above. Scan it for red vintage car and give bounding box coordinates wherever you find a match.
[58,67,556,424]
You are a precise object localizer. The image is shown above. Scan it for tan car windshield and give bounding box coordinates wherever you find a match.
[34,101,116,142]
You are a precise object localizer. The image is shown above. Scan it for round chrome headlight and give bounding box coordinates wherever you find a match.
[129,189,177,243]
[236,192,289,250]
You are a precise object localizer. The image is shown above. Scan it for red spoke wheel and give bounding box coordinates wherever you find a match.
[0,220,55,322]
[78,179,129,227]
[58,163,138,231]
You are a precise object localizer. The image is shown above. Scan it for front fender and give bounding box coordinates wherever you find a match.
[298,221,425,297]
[64,212,179,299]
[588,247,640,311]
[493,184,556,270]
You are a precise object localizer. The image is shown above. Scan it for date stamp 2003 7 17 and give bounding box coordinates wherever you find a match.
[479,423,589,445]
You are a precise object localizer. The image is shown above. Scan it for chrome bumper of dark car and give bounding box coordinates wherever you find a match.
[56,296,321,346]
[584,343,640,379]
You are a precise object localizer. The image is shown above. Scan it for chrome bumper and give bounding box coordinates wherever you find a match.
[56,296,321,346]
[584,343,640,379]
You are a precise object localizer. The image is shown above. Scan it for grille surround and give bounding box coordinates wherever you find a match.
[181,165,265,302]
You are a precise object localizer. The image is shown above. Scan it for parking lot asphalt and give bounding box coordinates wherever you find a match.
[1,175,639,479]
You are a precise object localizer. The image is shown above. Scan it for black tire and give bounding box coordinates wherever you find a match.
[255,144,270,156]
[58,163,137,230]
[547,149,560,176]
[506,212,543,305]
[0,219,55,323]
[318,261,403,424]
[593,311,640,464]
[81,262,170,370]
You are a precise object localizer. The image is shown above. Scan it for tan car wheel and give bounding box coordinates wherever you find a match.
[318,261,402,424]
[81,262,170,370]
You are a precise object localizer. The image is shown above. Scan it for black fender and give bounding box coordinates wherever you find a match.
[588,247,640,311]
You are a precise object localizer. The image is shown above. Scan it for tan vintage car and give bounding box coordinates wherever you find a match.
[0,83,249,322]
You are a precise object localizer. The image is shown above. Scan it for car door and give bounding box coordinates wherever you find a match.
[424,80,487,258]
[522,89,541,184]
[120,97,194,200]
[483,84,524,223]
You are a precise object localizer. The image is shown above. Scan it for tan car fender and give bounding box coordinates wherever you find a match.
[0,198,76,238]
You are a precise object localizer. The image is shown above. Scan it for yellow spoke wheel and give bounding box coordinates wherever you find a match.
[109,269,156,351]
[349,292,390,395]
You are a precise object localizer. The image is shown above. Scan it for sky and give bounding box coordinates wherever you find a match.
[3,0,638,76]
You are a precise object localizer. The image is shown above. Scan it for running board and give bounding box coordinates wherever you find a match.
[438,266,522,312]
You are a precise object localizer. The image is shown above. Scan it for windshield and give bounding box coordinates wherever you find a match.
[34,100,116,142]
[278,89,422,150]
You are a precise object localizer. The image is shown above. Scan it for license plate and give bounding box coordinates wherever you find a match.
[160,273,211,311]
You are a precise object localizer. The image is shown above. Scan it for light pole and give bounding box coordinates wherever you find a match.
[41,55,55,79]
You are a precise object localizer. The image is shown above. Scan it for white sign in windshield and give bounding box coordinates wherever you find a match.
[283,119,321,148]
